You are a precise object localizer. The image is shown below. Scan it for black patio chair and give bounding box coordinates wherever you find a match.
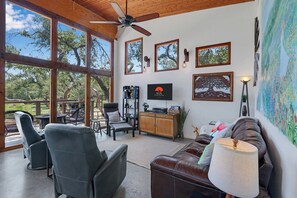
[103,103,124,135]
[65,107,85,125]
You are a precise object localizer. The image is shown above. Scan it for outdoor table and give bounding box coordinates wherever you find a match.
[35,114,66,129]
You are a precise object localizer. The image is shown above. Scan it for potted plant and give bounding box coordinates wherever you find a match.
[178,104,190,138]
[142,102,149,112]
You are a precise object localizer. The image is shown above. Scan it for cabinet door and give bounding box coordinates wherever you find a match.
[140,115,155,133]
[155,118,173,137]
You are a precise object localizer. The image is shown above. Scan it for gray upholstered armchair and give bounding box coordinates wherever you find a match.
[14,111,48,169]
[45,123,128,198]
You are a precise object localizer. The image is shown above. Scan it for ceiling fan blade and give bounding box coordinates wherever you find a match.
[90,20,120,24]
[134,13,160,22]
[116,26,126,40]
[110,1,126,18]
[131,24,151,36]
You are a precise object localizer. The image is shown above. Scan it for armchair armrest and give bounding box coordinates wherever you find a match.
[30,139,47,151]
[93,144,128,198]
[29,139,48,168]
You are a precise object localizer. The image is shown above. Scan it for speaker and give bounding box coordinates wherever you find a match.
[123,86,131,98]
[134,86,139,99]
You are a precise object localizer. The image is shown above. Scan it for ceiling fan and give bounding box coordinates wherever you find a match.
[90,0,160,38]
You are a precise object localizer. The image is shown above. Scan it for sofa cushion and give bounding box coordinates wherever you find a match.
[195,134,213,145]
[231,117,266,159]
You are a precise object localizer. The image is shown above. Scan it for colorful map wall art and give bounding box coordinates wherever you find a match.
[257,0,297,147]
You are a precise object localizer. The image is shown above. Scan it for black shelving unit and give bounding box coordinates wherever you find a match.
[122,86,139,129]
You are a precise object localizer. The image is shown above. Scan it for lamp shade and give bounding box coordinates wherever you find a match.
[240,76,251,82]
[208,138,259,198]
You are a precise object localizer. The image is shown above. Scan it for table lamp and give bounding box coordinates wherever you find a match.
[208,138,259,198]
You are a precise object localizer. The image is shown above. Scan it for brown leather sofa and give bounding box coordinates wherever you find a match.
[150,117,273,198]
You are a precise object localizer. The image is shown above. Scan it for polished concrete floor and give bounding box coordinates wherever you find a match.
[0,132,191,198]
[0,147,150,198]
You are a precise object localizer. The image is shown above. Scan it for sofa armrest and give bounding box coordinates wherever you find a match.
[151,155,216,189]
[93,144,128,198]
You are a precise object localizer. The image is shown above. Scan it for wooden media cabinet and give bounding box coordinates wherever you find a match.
[139,112,179,140]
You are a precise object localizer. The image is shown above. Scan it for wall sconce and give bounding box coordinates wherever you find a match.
[183,48,189,68]
[143,56,150,72]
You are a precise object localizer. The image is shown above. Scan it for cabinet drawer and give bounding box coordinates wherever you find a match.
[156,114,174,119]
[140,112,155,117]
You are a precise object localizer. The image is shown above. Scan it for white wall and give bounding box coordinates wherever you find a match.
[114,2,256,139]
[255,0,297,197]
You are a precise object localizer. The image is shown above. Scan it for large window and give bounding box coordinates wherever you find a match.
[5,2,51,60]
[5,62,50,147]
[1,0,113,150]
[91,35,111,70]
[58,22,86,66]
[125,38,143,74]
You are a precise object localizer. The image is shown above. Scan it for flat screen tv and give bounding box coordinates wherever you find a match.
[147,83,172,100]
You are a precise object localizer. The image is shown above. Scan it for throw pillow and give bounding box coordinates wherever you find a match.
[210,121,230,137]
[210,124,234,143]
[107,111,120,122]
[197,143,215,166]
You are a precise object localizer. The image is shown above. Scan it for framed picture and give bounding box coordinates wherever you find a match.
[192,72,234,101]
[155,39,179,72]
[125,37,143,75]
[195,42,231,68]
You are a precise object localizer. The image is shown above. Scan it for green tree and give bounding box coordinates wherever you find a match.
[157,43,177,70]
[5,15,110,106]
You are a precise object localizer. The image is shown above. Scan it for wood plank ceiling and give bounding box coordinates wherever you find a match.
[73,0,254,21]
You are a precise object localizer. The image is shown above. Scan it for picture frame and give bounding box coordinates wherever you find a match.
[125,37,143,75]
[155,39,179,72]
[192,72,234,102]
[195,42,231,68]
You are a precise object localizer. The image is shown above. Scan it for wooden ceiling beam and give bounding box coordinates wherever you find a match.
[73,0,254,21]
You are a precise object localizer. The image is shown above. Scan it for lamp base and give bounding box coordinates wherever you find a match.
[225,193,234,198]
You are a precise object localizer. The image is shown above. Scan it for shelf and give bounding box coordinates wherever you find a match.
[124,98,139,100]
[123,86,140,129]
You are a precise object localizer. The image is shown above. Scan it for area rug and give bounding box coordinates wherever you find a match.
[96,133,186,169]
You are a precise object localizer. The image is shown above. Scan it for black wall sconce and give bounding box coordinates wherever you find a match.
[143,56,150,72]
[144,56,150,67]
[183,48,189,68]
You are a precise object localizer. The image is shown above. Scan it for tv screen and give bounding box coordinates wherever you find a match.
[147,83,172,100]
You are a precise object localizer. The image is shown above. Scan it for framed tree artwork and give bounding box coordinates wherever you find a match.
[155,39,179,72]
[192,72,234,101]
[196,42,231,68]
[125,38,143,75]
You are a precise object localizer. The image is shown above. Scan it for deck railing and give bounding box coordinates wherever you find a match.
[5,100,97,119]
